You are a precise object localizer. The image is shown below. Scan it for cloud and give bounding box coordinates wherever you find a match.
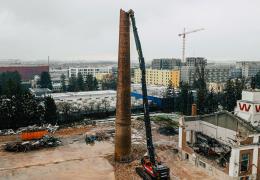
[0,0,259,62]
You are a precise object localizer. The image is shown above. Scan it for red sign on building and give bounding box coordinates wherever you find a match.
[239,103,251,112]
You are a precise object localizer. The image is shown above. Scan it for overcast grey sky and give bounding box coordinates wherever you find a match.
[0,0,259,62]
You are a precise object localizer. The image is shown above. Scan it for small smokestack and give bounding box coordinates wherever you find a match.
[48,56,50,72]
[191,103,197,116]
[114,9,131,162]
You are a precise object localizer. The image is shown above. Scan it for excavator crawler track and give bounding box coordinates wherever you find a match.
[135,167,154,180]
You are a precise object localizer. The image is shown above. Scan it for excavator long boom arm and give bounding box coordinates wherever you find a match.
[128,9,156,164]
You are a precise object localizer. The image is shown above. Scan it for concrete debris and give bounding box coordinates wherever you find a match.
[83,119,97,126]
[4,135,62,152]
[0,124,59,136]
[191,132,231,167]
[85,130,112,144]
[0,129,16,136]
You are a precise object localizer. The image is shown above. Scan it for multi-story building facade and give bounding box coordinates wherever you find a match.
[230,67,242,79]
[181,64,233,85]
[134,69,180,87]
[236,61,260,78]
[180,66,196,85]
[68,67,112,80]
[206,64,233,83]
[151,58,181,70]
[186,57,207,66]
[49,68,68,80]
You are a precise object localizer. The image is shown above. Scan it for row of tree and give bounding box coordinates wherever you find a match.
[0,93,57,129]
[66,73,98,92]
[0,71,57,129]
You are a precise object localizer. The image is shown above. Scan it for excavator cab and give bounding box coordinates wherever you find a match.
[139,155,170,180]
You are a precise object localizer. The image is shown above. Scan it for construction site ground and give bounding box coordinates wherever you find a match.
[0,116,220,180]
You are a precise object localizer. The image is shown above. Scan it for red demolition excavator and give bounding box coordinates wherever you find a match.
[128,9,170,180]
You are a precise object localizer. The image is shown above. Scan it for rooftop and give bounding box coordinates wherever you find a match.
[184,111,260,135]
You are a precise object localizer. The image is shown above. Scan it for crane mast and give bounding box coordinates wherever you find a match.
[128,9,156,165]
[178,28,204,63]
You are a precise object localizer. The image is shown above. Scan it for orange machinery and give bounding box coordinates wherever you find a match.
[20,130,48,141]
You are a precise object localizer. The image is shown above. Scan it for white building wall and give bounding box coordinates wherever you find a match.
[178,127,183,149]
[229,144,260,178]
[185,120,237,146]
[229,148,240,177]
[234,91,260,126]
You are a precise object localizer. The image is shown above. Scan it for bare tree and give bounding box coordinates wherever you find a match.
[101,99,110,112]
[88,101,95,112]
[57,102,72,121]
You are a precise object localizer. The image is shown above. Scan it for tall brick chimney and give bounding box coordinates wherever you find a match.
[114,9,131,162]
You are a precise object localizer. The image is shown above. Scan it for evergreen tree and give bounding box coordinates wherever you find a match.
[179,82,190,115]
[251,76,256,90]
[40,72,53,90]
[60,74,66,92]
[77,72,85,91]
[93,77,98,90]
[255,71,260,89]
[234,78,245,100]
[205,88,218,113]
[101,74,117,90]
[68,76,78,92]
[165,80,175,98]
[85,74,93,91]
[0,71,22,96]
[44,96,57,124]
[222,79,237,112]
[193,61,207,114]
[85,74,98,91]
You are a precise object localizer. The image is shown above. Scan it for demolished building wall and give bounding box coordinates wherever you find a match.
[179,111,260,179]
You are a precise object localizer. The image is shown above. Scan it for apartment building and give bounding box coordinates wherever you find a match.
[236,61,260,78]
[181,64,233,85]
[151,58,181,70]
[186,57,207,66]
[68,67,112,80]
[134,69,180,87]
[206,64,233,83]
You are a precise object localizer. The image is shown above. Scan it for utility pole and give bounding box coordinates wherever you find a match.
[178,28,204,63]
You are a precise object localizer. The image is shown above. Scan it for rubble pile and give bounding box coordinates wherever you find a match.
[85,130,112,144]
[131,119,144,130]
[157,126,178,136]
[4,135,62,152]
[0,124,59,136]
[191,132,231,167]
[0,129,16,136]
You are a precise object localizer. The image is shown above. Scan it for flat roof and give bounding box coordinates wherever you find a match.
[51,90,116,99]
[184,111,260,134]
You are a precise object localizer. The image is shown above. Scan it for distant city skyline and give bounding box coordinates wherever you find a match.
[0,0,259,62]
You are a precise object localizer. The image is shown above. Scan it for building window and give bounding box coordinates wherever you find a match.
[240,153,249,172]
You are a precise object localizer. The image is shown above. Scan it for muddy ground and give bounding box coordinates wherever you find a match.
[0,117,219,180]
